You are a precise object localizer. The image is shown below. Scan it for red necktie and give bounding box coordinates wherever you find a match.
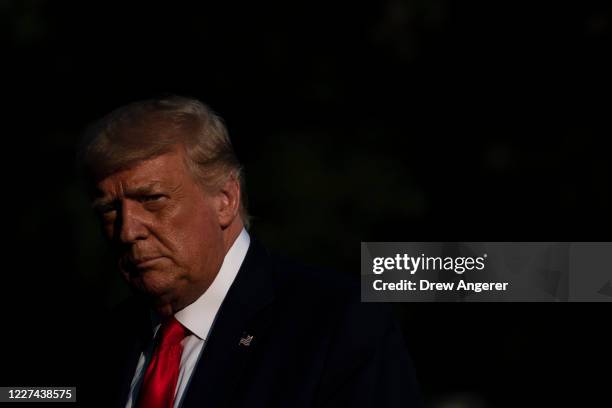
[137,317,188,408]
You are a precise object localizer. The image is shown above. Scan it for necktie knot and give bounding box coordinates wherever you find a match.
[157,317,187,348]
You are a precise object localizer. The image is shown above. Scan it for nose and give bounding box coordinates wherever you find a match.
[117,200,149,244]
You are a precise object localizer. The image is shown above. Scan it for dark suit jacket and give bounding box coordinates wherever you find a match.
[85,240,422,407]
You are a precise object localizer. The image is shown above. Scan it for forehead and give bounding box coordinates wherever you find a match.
[96,150,189,194]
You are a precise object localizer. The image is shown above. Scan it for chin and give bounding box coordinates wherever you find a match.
[130,270,177,298]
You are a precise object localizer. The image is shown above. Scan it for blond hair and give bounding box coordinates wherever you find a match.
[78,95,249,228]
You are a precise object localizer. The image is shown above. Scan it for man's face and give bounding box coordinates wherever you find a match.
[93,149,227,315]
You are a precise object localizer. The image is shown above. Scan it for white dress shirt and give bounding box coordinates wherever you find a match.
[125,229,250,408]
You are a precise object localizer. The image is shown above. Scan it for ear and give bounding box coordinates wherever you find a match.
[214,175,241,228]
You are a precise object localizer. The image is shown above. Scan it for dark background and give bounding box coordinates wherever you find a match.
[2,1,611,407]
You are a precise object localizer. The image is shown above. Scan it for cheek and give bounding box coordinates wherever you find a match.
[165,207,220,263]
[186,216,219,256]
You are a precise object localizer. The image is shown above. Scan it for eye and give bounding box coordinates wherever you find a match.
[94,203,118,224]
[140,195,168,209]
[141,194,165,202]
[96,203,117,215]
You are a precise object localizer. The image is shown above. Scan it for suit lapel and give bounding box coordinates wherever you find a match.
[180,239,276,408]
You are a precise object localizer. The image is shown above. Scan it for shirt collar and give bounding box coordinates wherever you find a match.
[151,228,251,340]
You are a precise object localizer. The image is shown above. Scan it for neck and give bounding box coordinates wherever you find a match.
[153,218,245,317]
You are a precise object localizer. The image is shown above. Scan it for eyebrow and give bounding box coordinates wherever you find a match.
[91,182,164,209]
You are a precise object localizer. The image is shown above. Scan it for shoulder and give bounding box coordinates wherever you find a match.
[259,245,397,345]
[255,246,421,406]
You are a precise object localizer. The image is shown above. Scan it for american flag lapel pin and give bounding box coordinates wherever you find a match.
[239,333,254,347]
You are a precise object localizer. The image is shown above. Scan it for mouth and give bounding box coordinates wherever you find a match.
[133,256,164,269]
[121,256,165,273]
